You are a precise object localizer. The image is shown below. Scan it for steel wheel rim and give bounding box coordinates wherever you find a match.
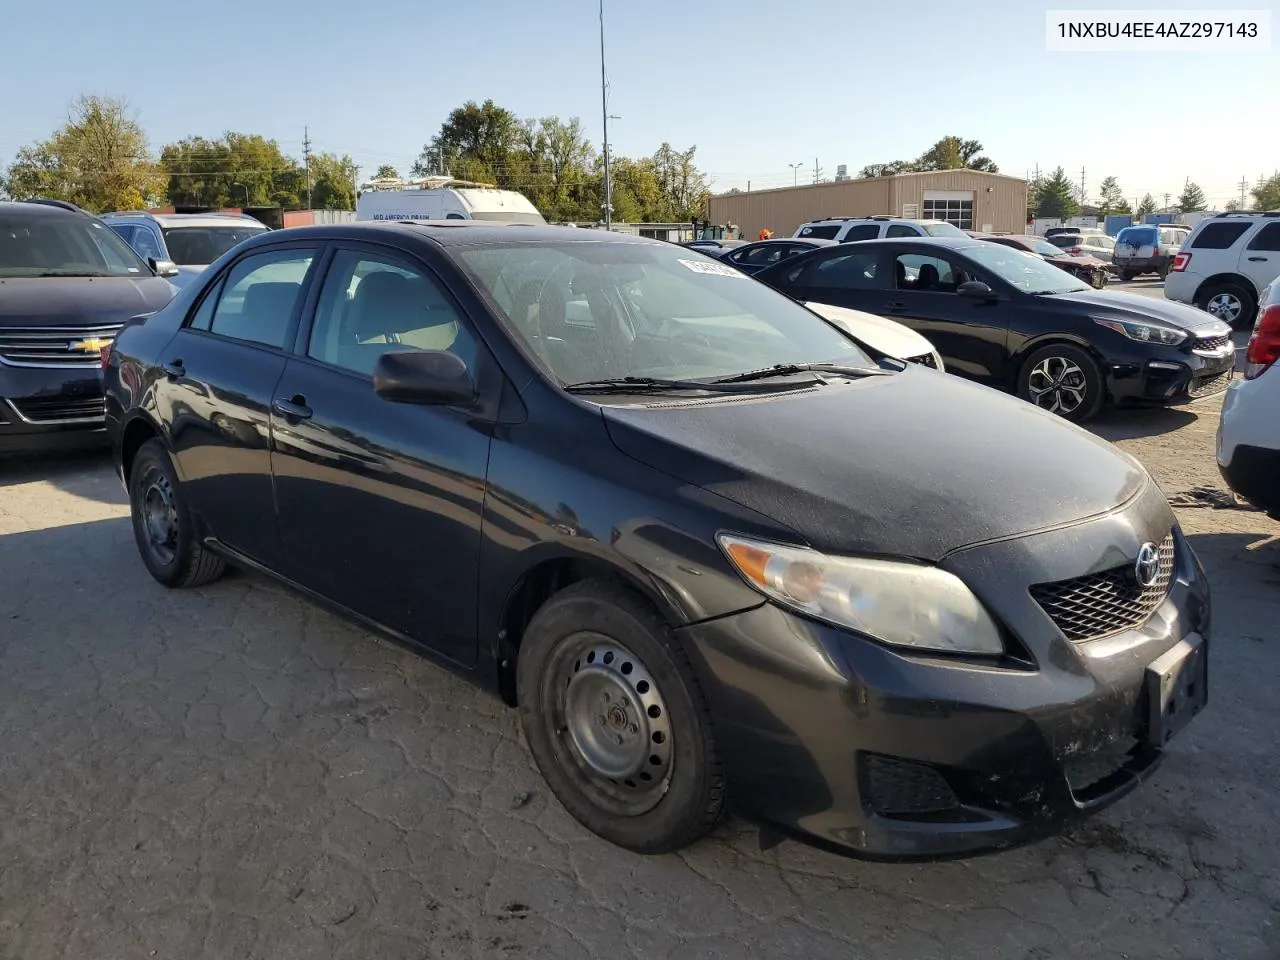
[140,469,179,565]
[546,632,674,816]
[1028,356,1088,415]
[1206,293,1241,323]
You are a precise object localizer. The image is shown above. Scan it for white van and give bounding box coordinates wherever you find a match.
[355,177,546,225]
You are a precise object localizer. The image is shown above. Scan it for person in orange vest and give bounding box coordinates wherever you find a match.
[758,228,774,241]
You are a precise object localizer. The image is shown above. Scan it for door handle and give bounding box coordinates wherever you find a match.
[1247,256,1268,262]
[162,359,185,380]
[884,301,907,312]
[272,396,312,420]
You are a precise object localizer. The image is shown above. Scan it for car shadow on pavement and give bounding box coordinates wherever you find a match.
[0,449,124,505]
[1088,406,1199,442]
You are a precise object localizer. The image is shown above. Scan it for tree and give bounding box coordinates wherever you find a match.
[1252,173,1280,211]
[2,95,164,212]
[160,133,302,209]
[414,99,519,180]
[1034,167,1080,219]
[372,164,400,180]
[1136,193,1157,218]
[308,152,359,209]
[1097,176,1131,216]
[1225,199,1242,211]
[1177,180,1207,213]
[858,160,915,178]
[916,136,998,173]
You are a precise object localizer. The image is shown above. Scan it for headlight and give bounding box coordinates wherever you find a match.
[718,534,1003,655]
[1094,317,1188,345]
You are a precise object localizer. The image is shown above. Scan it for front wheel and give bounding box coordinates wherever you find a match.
[1017,344,1105,423]
[517,580,725,854]
[128,439,226,588]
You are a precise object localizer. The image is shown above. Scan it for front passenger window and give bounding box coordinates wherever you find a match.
[308,250,477,377]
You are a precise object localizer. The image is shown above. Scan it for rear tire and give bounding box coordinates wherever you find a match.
[516,580,725,854]
[1017,343,1105,423]
[1196,281,1257,329]
[128,439,225,588]
[1119,270,1137,281]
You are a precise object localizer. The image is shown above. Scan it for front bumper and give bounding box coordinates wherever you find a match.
[1104,342,1235,407]
[0,365,109,456]
[680,488,1210,860]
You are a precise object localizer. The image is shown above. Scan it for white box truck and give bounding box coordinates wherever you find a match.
[355,177,546,224]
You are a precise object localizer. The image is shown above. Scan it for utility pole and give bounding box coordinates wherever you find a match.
[302,126,313,210]
[813,158,823,184]
[1079,167,1087,207]
[599,0,612,230]
[1163,192,1171,210]
[1240,176,1249,208]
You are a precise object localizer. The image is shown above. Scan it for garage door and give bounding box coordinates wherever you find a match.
[922,190,974,231]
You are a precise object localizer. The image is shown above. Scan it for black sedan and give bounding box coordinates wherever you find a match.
[755,237,1237,422]
[104,222,1210,861]
[716,237,838,275]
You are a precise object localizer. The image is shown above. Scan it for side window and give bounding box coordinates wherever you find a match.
[895,254,963,292]
[1246,222,1280,252]
[108,224,137,245]
[1190,222,1250,249]
[308,249,477,377]
[840,224,880,242]
[885,224,919,238]
[798,224,841,240]
[805,250,881,289]
[188,276,226,332]
[204,249,315,349]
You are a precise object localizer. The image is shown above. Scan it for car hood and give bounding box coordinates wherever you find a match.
[0,276,175,326]
[602,366,1147,562]
[804,301,935,359]
[1049,254,1106,268]
[1043,289,1227,330]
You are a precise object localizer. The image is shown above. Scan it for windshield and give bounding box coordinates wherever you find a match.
[1031,239,1067,257]
[959,242,1090,295]
[1117,227,1158,247]
[921,221,967,238]
[0,215,148,278]
[456,240,873,386]
[161,225,268,264]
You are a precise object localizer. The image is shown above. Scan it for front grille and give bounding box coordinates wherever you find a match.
[1189,369,1233,398]
[1193,333,1232,353]
[0,325,121,368]
[1030,533,1176,642]
[8,395,105,424]
[861,754,961,818]
[906,352,938,368]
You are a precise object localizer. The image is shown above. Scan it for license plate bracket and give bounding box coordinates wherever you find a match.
[1144,634,1208,747]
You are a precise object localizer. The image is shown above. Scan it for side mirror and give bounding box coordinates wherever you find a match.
[957,280,995,300]
[148,257,180,278]
[373,349,475,406]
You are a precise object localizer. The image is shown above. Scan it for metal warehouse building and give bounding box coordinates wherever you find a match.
[708,170,1029,238]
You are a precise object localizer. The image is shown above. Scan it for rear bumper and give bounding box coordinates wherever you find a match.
[1115,256,1168,274]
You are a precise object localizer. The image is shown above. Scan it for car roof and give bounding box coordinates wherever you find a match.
[101,212,267,229]
[0,199,89,219]
[744,237,838,246]
[247,221,658,248]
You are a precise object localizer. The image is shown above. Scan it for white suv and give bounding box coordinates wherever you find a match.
[1166,211,1280,328]
[793,217,967,242]
[1217,279,1280,520]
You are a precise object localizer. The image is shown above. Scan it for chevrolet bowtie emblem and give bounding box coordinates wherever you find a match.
[69,337,111,353]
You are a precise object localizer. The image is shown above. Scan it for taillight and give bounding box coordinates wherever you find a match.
[1244,304,1280,379]
[1171,252,1191,272]
[1067,246,1082,254]
[99,343,111,370]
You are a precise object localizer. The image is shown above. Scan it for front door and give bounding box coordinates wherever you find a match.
[269,244,497,667]
[881,249,1011,383]
[156,244,320,568]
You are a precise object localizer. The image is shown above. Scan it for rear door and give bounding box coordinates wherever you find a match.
[1239,221,1280,295]
[155,243,321,568]
[762,245,889,314]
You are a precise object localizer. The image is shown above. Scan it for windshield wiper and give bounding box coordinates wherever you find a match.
[25,271,113,278]
[714,362,893,384]
[563,375,822,394]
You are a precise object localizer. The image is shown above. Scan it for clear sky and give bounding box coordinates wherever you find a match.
[3,0,1277,207]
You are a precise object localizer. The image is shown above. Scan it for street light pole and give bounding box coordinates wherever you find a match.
[600,0,612,230]
[789,162,804,187]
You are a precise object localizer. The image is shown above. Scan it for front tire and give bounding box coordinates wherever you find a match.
[516,580,725,854]
[1017,343,1105,423]
[1196,281,1257,329]
[128,439,225,588]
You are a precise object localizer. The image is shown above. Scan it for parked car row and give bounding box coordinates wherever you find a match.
[99,219,1214,863]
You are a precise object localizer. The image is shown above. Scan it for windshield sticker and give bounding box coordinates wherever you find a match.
[678,258,747,278]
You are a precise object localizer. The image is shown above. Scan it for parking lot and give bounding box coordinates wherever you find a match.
[1,279,1277,960]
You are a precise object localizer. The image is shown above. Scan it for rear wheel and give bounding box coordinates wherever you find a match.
[1196,281,1257,329]
[1017,344,1105,423]
[517,580,725,854]
[1119,270,1137,281]
[128,439,225,588]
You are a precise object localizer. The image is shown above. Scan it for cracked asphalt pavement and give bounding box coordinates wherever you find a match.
[1,391,1278,958]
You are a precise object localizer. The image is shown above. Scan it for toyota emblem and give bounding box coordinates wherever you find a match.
[1134,542,1160,588]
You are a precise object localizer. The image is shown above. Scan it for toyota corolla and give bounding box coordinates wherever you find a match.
[103,222,1210,860]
